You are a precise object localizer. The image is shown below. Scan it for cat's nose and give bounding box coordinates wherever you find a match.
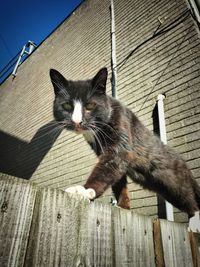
[74,121,82,131]
[75,121,82,127]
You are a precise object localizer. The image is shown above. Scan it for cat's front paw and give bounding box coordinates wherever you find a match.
[65,185,85,195]
[85,188,96,199]
[65,185,96,200]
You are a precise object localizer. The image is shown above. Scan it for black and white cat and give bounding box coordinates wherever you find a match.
[50,67,200,217]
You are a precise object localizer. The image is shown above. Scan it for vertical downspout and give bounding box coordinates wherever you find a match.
[110,0,117,98]
[188,0,200,25]
[157,94,174,221]
[110,0,118,209]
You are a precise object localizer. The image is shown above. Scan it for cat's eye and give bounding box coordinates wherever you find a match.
[85,102,96,110]
[62,102,73,111]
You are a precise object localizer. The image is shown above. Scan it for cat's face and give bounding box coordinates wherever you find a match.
[50,68,111,134]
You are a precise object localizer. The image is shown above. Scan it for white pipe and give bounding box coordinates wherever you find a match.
[12,45,26,77]
[157,94,174,221]
[188,0,200,24]
[110,0,117,99]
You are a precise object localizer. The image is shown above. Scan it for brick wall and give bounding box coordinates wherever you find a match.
[0,0,200,222]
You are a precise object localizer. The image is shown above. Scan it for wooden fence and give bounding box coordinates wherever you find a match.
[0,175,200,267]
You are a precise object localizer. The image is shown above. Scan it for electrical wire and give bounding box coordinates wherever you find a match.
[116,9,191,71]
[0,51,20,76]
[0,59,18,80]
[0,34,13,58]
[137,25,191,114]
[112,8,199,114]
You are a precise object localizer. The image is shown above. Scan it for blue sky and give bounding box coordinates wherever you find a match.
[0,0,83,75]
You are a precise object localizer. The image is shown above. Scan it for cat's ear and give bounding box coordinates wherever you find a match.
[92,68,108,94]
[49,69,68,95]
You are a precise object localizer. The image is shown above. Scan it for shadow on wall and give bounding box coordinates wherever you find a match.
[0,121,63,179]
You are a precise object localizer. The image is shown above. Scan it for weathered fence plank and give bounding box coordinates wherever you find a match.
[112,207,156,267]
[24,187,87,267]
[76,201,113,267]
[0,175,37,267]
[159,219,194,267]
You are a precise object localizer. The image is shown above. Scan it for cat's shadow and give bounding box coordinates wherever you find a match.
[0,121,63,179]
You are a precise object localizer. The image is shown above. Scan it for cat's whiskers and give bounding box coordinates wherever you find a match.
[87,121,118,153]
[50,125,65,145]
[92,124,114,143]
[92,120,120,138]
[33,124,65,141]
[87,126,105,154]
[90,125,109,150]
[38,121,66,130]
[91,126,113,153]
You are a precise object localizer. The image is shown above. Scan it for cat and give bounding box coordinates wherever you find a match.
[50,67,200,217]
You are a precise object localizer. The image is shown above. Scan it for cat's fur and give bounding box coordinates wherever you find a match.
[50,67,200,217]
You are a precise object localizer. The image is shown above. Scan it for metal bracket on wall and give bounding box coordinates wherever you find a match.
[12,41,37,77]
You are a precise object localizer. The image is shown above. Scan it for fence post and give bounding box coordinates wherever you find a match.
[153,219,165,267]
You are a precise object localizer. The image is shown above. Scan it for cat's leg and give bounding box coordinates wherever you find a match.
[84,154,128,200]
[128,166,198,216]
[65,154,128,200]
[112,175,131,209]
[143,168,199,217]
